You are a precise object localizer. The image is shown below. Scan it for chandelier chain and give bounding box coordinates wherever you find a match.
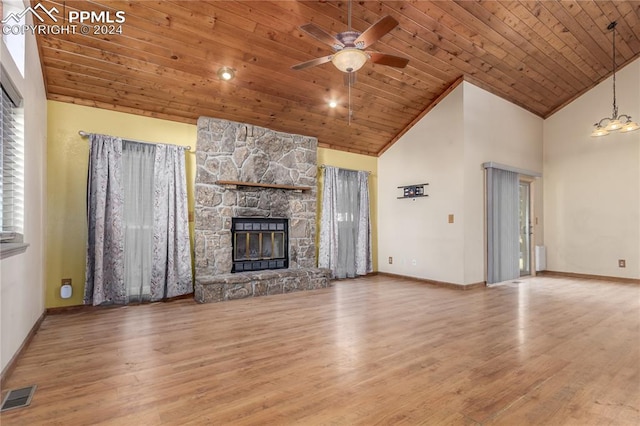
[611,21,618,119]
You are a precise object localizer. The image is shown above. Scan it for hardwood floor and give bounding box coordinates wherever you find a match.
[1,275,639,425]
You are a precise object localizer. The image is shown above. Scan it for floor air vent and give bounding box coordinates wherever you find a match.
[1,385,37,412]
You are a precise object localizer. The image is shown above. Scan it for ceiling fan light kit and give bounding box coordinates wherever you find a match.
[591,21,639,137]
[331,48,369,73]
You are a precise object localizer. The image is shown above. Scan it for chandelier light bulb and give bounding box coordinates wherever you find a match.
[590,126,609,137]
[604,119,622,131]
[619,120,640,133]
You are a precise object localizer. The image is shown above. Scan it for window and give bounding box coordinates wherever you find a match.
[2,0,26,77]
[1,80,25,244]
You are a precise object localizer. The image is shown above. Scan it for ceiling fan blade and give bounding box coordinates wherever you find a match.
[368,52,409,68]
[291,55,333,71]
[354,15,399,49]
[299,23,344,49]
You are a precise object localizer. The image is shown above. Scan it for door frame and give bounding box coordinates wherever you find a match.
[519,176,536,277]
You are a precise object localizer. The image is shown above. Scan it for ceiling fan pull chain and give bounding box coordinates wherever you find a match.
[349,80,353,126]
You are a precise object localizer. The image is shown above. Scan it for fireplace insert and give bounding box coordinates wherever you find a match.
[231,218,288,272]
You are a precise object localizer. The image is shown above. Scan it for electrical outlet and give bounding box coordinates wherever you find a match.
[388,256,393,264]
[448,214,454,223]
[618,259,626,268]
[411,259,417,266]
[61,278,72,287]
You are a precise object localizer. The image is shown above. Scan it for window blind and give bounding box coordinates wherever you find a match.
[1,84,24,240]
[485,167,520,284]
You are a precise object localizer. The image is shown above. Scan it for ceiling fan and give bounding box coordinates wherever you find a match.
[291,3,409,86]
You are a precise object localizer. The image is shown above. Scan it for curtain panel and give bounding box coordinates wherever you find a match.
[84,134,126,305]
[151,144,193,300]
[319,166,372,279]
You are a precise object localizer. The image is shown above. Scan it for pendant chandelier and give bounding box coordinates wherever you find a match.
[591,21,639,137]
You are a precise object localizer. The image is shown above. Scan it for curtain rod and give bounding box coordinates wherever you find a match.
[319,164,370,174]
[78,131,192,151]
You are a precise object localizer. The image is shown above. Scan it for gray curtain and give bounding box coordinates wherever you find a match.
[151,144,193,299]
[486,167,520,284]
[319,166,372,279]
[84,134,126,305]
[123,141,156,303]
[84,135,192,305]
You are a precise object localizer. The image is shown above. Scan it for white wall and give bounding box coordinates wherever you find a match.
[378,81,543,286]
[544,58,640,279]
[0,14,47,372]
[378,85,465,284]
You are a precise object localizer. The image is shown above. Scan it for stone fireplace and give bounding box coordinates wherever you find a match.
[193,116,331,303]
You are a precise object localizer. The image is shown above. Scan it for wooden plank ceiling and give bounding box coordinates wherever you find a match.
[34,1,640,156]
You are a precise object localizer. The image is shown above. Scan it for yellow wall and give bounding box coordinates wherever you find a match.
[46,102,379,308]
[317,148,379,272]
[46,101,197,308]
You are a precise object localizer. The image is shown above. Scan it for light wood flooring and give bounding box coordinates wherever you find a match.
[1,275,639,425]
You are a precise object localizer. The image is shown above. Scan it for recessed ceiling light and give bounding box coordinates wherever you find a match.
[217,67,235,81]
[329,100,338,108]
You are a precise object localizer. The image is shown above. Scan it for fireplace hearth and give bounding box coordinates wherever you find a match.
[232,218,288,272]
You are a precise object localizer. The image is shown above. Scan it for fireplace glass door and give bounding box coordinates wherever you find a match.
[234,231,285,261]
[231,218,288,272]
